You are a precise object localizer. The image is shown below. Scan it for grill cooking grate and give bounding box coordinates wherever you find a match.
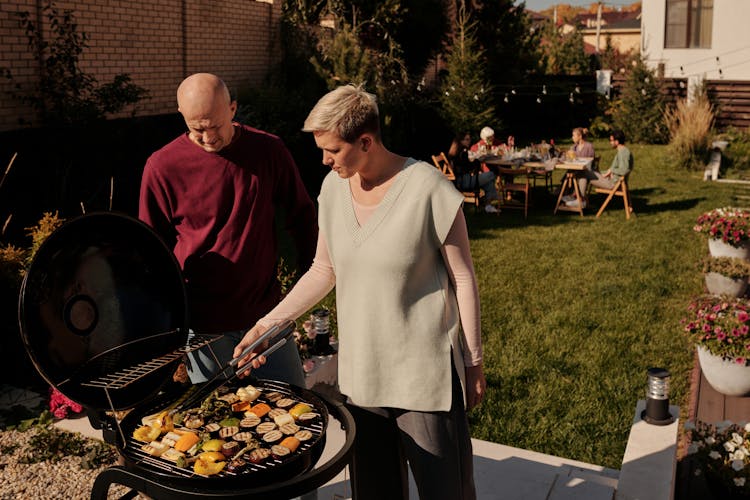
[80,332,220,390]
[120,379,327,481]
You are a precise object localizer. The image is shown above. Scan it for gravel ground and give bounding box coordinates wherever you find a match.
[0,429,143,500]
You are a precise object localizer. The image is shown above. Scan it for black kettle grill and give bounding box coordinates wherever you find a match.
[18,212,354,499]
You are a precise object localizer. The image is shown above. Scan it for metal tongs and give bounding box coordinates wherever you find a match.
[173,319,296,413]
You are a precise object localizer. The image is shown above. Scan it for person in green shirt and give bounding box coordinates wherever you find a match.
[568,129,633,209]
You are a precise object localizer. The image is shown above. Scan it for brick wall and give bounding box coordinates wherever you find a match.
[0,0,281,131]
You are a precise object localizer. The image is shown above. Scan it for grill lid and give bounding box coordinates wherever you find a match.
[18,212,189,410]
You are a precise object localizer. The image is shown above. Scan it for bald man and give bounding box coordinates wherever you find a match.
[139,73,317,387]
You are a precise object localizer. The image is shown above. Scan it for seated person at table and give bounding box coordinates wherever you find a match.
[449,132,499,214]
[570,127,594,159]
[560,127,596,203]
[567,129,633,209]
[470,126,503,155]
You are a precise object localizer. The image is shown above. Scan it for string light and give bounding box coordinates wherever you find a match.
[511,89,517,95]
[575,85,581,94]
[641,88,647,96]
[542,84,547,95]
[536,96,542,104]
[504,93,509,103]
[569,92,574,103]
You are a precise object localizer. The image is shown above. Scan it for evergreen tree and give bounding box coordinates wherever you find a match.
[439,2,495,136]
[538,21,590,75]
[611,56,669,144]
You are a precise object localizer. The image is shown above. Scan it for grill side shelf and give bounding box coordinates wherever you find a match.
[80,332,222,390]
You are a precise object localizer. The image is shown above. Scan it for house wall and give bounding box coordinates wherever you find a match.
[0,0,281,132]
[641,0,750,81]
[582,30,640,54]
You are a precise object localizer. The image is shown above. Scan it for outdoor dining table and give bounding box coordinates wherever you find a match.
[553,157,594,217]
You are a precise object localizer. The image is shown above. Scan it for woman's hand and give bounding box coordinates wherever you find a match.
[465,364,487,410]
[232,323,271,378]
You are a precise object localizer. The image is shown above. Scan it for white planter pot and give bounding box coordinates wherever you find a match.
[705,272,748,297]
[697,345,750,397]
[708,238,750,260]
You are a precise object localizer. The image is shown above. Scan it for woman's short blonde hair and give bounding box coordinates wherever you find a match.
[303,85,380,143]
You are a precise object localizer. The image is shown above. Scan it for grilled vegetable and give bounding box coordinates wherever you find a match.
[231,401,251,412]
[194,451,226,476]
[279,436,300,453]
[204,422,221,433]
[219,426,239,439]
[248,403,271,418]
[247,448,271,464]
[297,412,319,423]
[219,417,240,428]
[201,439,226,452]
[289,403,313,420]
[240,415,260,428]
[226,457,248,473]
[255,422,277,435]
[236,385,261,402]
[279,423,300,435]
[262,430,283,443]
[294,430,313,442]
[221,441,240,457]
[276,398,295,409]
[133,425,161,443]
[273,413,294,427]
[142,441,170,457]
[162,448,186,463]
[174,431,200,452]
[271,444,291,458]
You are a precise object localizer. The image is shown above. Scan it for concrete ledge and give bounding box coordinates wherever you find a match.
[616,400,679,500]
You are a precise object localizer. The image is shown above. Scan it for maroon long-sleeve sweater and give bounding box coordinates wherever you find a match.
[139,124,317,333]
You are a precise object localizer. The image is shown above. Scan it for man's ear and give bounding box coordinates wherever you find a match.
[360,135,372,152]
[230,100,238,119]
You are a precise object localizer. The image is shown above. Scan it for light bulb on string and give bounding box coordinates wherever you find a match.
[575,85,581,94]
[542,85,547,95]
[473,94,479,101]
[536,96,542,104]
[641,88,647,96]
[569,92,574,103]
[504,93,509,103]
[511,89,517,95]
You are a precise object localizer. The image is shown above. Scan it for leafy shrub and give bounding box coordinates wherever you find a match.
[2,2,148,126]
[665,94,714,169]
[715,127,750,175]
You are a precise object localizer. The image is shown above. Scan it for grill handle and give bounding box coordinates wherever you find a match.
[173,320,296,412]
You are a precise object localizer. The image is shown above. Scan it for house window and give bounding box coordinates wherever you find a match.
[665,0,713,48]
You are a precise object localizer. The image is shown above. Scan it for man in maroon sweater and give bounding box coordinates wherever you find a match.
[139,73,317,386]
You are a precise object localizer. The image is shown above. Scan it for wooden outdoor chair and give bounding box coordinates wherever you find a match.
[496,165,530,219]
[432,152,482,211]
[594,172,634,219]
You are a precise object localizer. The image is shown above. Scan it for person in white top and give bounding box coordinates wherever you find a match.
[235,85,486,500]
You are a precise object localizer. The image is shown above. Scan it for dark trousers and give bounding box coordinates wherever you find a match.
[346,363,476,500]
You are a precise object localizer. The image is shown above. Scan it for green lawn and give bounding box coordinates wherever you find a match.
[465,139,745,469]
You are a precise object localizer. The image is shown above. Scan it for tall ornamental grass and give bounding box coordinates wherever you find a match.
[666,95,715,169]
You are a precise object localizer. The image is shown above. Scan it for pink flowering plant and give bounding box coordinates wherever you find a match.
[682,295,750,365]
[694,207,750,246]
[49,387,83,419]
[685,420,750,497]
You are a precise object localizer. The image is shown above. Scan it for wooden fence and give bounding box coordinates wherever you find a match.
[706,80,750,130]
[610,75,750,131]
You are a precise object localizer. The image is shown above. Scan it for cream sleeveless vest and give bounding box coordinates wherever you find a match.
[318,158,466,411]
